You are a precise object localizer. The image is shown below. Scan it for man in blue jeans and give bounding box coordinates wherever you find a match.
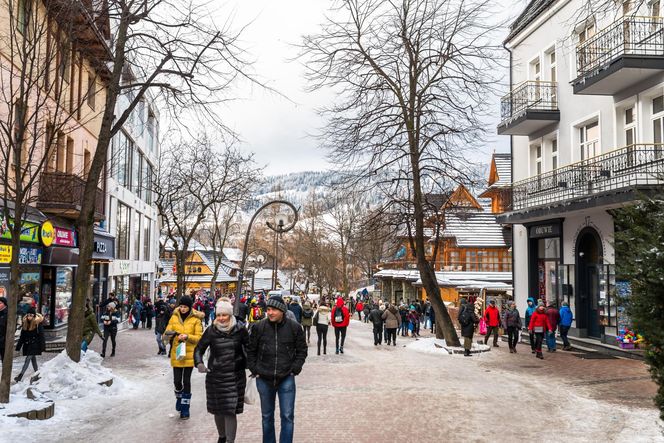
[247,295,307,443]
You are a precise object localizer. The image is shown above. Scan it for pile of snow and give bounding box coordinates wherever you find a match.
[406,337,490,355]
[0,394,51,417]
[11,350,115,401]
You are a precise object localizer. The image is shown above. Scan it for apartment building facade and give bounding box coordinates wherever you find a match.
[499,0,664,343]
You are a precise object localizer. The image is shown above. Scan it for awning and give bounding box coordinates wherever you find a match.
[43,247,79,266]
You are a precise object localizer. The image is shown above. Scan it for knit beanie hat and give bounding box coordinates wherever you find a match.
[27,307,36,315]
[179,295,193,308]
[266,295,287,313]
[107,302,116,310]
[216,300,233,316]
[0,296,7,306]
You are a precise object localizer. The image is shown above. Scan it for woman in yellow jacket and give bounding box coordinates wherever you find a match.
[163,295,204,419]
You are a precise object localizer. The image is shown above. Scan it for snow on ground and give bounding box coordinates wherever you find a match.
[406,337,490,355]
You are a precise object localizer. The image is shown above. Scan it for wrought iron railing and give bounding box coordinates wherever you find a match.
[577,16,664,78]
[509,144,664,211]
[380,260,512,273]
[500,81,558,121]
[38,172,105,216]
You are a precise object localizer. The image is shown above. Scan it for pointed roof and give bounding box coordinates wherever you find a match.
[480,153,512,198]
[505,0,557,43]
[444,184,482,210]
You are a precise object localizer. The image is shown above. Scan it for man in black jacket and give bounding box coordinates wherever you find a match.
[247,295,307,443]
[154,298,172,355]
[368,304,384,346]
[0,296,7,363]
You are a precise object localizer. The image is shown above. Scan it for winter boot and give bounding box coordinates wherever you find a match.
[217,437,227,443]
[180,393,192,419]
[14,373,23,382]
[463,349,472,357]
[175,389,183,412]
[536,351,544,359]
[340,347,344,354]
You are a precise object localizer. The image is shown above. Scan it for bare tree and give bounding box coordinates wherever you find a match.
[301,0,503,345]
[67,0,260,362]
[0,0,106,402]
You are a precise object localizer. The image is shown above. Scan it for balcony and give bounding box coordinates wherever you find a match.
[379,260,512,273]
[574,16,664,95]
[497,81,559,135]
[37,172,105,221]
[505,144,664,215]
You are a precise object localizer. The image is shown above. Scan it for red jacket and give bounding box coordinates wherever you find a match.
[356,302,364,313]
[484,305,501,327]
[528,309,553,332]
[331,298,350,328]
[545,307,560,330]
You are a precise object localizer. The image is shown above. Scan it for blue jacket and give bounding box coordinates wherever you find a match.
[559,305,573,327]
[525,297,536,328]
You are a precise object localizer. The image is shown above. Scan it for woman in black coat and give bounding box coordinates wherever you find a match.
[194,300,248,443]
[14,308,45,382]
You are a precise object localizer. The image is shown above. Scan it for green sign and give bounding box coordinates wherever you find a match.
[0,214,40,244]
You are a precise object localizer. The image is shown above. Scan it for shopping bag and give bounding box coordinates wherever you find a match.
[479,318,487,335]
[244,376,258,406]
[175,342,187,361]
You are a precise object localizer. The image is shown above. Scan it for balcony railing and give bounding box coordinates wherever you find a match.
[509,144,664,211]
[38,172,105,218]
[577,16,664,78]
[500,81,558,121]
[379,260,512,273]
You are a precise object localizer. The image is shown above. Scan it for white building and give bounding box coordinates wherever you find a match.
[103,85,160,304]
[499,0,664,343]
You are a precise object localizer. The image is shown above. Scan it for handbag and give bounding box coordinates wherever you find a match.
[479,318,487,335]
[313,312,319,326]
[244,375,258,406]
[175,342,187,361]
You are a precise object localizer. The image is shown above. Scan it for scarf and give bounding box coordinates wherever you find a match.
[214,314,236,333]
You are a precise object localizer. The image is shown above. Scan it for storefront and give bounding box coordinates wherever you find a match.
[91,231,115,317]
[526,219,563,307]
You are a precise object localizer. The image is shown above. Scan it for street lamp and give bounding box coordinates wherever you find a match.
[234,200,298,315]
[267,212,292,290]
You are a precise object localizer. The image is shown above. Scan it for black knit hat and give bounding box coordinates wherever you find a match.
[266,295,287,313]
[179,295,193,308]
[27,307,36,315]
[0,297,7,306]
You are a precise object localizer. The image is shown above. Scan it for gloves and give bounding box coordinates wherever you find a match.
[197,363,208,373]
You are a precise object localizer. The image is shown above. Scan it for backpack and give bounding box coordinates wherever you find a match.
[302,309,313,319]
[252,306,264,321]
[459,306,472,327]
[334,307,344,323]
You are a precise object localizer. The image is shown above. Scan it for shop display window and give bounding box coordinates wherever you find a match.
[54,267,73,326]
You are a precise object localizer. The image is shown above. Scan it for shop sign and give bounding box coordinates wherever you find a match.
[53,227,76,247]
[40,221,55,247]
[92,234,114,259]
[0,215,40,243]
[529,222,561,239]
[0,245,42,264]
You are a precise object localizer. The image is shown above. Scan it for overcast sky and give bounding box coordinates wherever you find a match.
[214,1,514,176]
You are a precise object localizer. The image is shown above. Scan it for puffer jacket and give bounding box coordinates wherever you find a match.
[502,308,522,329]
[528,308,553,333]
[525,297,536,328]
[100,310,121,333]
[165,309,204,368]
[368,307,383,326]
[316,305,331,325]
[301,304,314,327]
[15,314,45,356]
[381,306,402,329]
[331,298,350,328]
[246,317,307,386]
[194,322,249,415]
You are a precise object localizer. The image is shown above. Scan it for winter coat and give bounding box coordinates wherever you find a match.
[0,308,7,346]
[525,298,536,328]
[545,307,560,331]
[194,322,249,415]
[368,308,384,326]
[316,306,331,325]
[82,310,102,344]
[528,309,553,333]
[100,310,121,333]
[288,303,303,323]
[165,309,204,368]
[559,306,573,327]
[484,305,501,327]
[503,308,522,329]
[381,306,402,329]
[458,300,479,338]
[15,314,45,356]
[246,317,307,386]
[236,302,250,322]
[331,298,350,328]
[301,304,314,327]
[362,304,371,315]
[356,302,364,313]
[154,301,171,334]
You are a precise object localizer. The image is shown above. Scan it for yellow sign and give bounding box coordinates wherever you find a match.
[0,245,11,264]
[40,221,54,247]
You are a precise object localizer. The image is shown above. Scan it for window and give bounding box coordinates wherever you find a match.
[465,251,478,272]
[625,107,636,146]
[132,149,142,195]
[579,22,596,43]
[653,95,664,157]
[652,1,661,17]
[143,219,151,262]
[87,71,96,110]
[530,57,541,81]
[147,110,156,153]
[134,212,141,260]
[551,138,558,170]
[17,0,29,35]
[58,39,71,84]
[548,48,557,83]
[83,149,91,178]
[116,202,130,260]
[112,131,133,189]
[535,144,542,175]
[580,121,599,160]
[622,0,634,15]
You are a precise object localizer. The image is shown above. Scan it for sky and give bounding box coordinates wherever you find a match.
[212,1,514,176]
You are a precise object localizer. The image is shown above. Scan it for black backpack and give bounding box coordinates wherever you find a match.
[459,306,472,326]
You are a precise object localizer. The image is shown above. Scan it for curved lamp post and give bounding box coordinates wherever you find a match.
[234,200,298,315]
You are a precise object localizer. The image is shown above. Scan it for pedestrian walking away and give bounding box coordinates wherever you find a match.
[288,299,303,324]
[559,302,574,351]
[545,302,561,352]
[314,302,331,355]
[483,299,501,347]
[524,297,537,353]
[194,299,249,443]
[355,300,364,321]
[362,302,371,323]
[100,302,121,358]
[144,300,154,330]
[163,295,204,419]
[528,304,553,359]
[458,298,479,357]
[81,304,103,352]
[154,297,172,355]
[331,297,350,354]
[502,302,522,353]
[14,308,45,382]
[0,296,8,363]
[368,303,384,346]
[246,295,307,443]
[381,303,401,346]
[301,301,314,344]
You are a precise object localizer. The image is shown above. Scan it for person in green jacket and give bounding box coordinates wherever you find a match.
[82,304,103,352]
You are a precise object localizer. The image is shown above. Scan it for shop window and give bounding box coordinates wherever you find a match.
[54,267,72,326]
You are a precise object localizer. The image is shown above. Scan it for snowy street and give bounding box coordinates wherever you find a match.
[2,319,662,443]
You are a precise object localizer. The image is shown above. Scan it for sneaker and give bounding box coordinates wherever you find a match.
[340,348,344,354]
[100,353,106,358]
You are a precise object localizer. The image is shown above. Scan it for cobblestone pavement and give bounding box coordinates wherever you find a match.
[16,319,664,443]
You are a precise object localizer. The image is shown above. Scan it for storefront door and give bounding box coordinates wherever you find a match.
[576,228,603,338]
